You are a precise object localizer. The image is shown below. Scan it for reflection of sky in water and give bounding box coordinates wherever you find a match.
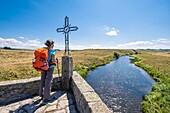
[86,56,156,113]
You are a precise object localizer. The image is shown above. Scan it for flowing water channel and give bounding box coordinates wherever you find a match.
[86,56,156,113]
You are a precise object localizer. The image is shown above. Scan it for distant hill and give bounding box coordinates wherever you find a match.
[0,47,34,51]
[159,49,170,52]
[0,47,62,51]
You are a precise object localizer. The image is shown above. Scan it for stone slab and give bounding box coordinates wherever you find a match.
[0,91,78,113]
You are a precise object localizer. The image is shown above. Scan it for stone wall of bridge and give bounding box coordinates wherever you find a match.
[0,74,60,105]
[0,72,112,113]
[71,71,112,113]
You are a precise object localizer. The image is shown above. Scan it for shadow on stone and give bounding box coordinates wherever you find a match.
[8,91,65,113]
[67,90,79,113]
[0,94,37,107]
[9,99,43,113]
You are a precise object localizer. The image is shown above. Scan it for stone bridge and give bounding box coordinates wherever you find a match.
[0,56,112,113]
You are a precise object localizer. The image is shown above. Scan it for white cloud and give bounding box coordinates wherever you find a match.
[0,37,43,49]
[90,44,102,49]
[55,42,64,49]
[0,38,23,47]
[105,25,119,37]
[19,36,25,39]
[0,37,88,50]
[1,37,170,50]
[70,44,86,50]
[104,25,110,31]
[27,40,41,46]
[106,30,118,36]
[152,38,170,44]
[58,38,170,49]
[91,44,101,47]
[35,38,170,50]
[118,41,153,47]
[116,38,170,49]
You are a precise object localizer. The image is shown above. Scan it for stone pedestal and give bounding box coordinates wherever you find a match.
[62,56,73,90]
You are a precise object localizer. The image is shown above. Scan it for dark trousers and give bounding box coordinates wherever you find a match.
[39,68,54,100]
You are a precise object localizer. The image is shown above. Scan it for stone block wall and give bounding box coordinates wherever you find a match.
[0,71,112,113]
[0,74,60,105]
[71,71,112,113]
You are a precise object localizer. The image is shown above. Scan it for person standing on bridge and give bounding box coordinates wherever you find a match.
[39,39,58,103]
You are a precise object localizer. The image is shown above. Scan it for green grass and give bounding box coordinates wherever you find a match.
[75,56,115,78]
[74,51,122,78]
[131,50,170,113]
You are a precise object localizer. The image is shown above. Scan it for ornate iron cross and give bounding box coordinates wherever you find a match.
[56,16,78,55]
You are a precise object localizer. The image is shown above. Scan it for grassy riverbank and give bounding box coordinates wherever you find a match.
[131,50,170,113]
[0,49,132,81]
[72,49,132,78]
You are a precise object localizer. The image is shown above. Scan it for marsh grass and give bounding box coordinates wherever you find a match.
[132,50,170,113]
[71,49,130,78]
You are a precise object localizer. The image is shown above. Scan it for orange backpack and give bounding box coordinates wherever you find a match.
[32,48,49,72]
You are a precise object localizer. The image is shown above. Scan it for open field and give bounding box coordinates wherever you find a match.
[0,49,132,81]
[134,50,170,78]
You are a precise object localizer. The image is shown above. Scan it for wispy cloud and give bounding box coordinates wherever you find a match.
[1,37,170,50]
[27,40,42,47]
[53,43,86,50]
[117,41,153,48]
[91,44,101,47]
[152,38,170,43]
[117,38,170,49]
[104,25,119,37]
[70,44,86,50]
[0,37,87,50]
[19,36,25,39]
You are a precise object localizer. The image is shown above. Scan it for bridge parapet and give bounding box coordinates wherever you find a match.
[71,71,112,113]
[0,74,61,105]
[0,71,112,112]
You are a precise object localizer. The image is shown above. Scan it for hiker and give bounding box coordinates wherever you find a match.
[39,39,58,103]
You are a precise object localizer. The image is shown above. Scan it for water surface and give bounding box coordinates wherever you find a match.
[86,56,156,113]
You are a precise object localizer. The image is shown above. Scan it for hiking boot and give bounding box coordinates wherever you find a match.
[42,98,52,105]
[42,99,49,105]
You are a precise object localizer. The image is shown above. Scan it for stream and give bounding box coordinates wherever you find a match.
[86,56,156,113]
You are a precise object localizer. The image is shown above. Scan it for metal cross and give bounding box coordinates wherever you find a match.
[56,16,78,56]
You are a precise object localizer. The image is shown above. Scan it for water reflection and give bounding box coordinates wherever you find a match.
[86,56,156,113]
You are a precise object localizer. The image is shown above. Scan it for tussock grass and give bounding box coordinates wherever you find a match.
[0,49,132,81]
[132,50,170,113]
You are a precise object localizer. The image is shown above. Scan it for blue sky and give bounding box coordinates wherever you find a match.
[0,0,170,49]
